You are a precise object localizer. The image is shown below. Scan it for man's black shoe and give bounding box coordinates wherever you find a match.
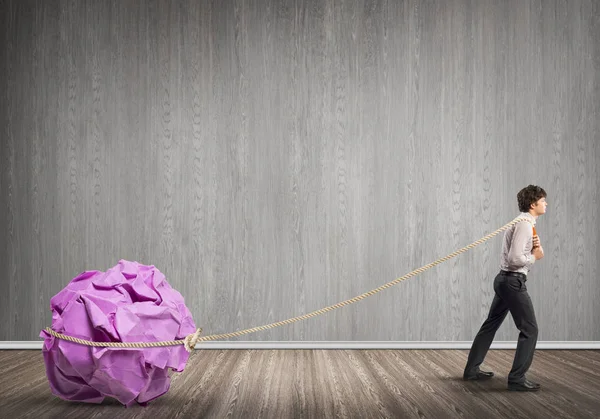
[507,379,541,391]
[463,370,494,381]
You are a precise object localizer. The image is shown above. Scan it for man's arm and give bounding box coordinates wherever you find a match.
[507,221,535,270]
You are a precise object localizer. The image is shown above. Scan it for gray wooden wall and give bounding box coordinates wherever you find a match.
[1,0,599,342]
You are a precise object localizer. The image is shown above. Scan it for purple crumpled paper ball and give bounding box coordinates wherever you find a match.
[40,260,197,407]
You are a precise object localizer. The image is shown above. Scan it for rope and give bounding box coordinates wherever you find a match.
[45,216,531,352]
[44,327,202,351]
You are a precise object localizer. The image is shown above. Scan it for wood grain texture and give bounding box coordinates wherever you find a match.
[0,0,12,347]
[1,349,600,418]
[0,0,599,342]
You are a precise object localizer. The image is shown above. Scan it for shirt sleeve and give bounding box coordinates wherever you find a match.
[507,221,535,270]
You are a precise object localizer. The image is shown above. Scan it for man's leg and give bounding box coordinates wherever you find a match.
[502,282,539,384]
[493,275,540,390]
[464,288,509,378]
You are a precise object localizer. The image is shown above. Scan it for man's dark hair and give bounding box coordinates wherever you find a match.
[517,185,547,212]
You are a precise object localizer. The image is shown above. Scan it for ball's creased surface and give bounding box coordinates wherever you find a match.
[40,260,196,407]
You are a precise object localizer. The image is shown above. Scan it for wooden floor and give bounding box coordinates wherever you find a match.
[1,349,599,418]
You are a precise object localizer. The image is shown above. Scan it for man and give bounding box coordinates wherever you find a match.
[463,185,547,391]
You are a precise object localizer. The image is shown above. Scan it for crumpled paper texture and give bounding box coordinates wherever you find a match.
[40,260,197,407]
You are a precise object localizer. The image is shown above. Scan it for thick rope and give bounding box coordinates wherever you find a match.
[45,216,531,352]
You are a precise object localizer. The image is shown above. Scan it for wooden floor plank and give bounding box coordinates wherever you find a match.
[1,349,599,418]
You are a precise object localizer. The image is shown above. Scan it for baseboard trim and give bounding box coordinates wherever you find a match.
[2,341,599,350]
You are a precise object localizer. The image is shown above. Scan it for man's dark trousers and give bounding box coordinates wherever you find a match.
[464,271,539,383]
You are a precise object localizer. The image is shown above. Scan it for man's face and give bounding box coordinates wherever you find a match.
[531,197,547,216]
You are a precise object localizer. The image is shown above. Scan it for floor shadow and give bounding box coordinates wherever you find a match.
[437,375,518,393]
